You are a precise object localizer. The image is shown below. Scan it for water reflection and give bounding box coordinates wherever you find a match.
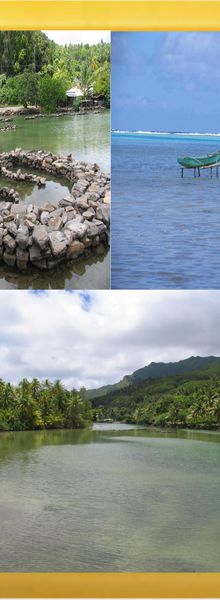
[0,170,70,206]
[0,245,110,289]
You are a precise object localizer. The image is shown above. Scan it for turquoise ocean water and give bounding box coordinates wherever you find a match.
[112,131,220,289]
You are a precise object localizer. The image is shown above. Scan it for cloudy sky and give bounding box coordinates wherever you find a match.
[112,32,220,132]
[0,290,220,390]
[43,31,110,46]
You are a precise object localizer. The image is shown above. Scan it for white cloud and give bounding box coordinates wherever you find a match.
[162,32,220,84]
[43,31,110,46]
[0,291,220,390]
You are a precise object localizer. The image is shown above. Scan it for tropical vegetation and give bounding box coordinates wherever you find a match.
[0,31,110,111]
[0,378,92,432]
[92,357,220,429]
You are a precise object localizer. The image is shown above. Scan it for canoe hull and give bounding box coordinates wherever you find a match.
[177,152,220,168]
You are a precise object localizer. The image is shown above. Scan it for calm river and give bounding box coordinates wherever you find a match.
[0,423,219,572]
[0,112,110,289]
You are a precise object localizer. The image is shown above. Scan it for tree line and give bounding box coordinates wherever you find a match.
[0,378,92,432]
[0,31,110,111]
[93,371,220,429]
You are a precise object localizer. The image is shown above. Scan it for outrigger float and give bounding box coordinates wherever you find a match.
[177,151,220,177]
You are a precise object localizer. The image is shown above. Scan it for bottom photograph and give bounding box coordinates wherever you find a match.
[0,289,219,573]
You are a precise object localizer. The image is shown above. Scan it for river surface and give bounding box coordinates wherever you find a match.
[111,132,220,289]
[0,112,110,289]
[0,423,219,572]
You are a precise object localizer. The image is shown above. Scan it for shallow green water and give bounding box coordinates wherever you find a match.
[0,112,110,289]
[0,424,219,572]
[0,112,110,173]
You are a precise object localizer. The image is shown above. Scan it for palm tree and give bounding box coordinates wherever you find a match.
[75,62,95,98]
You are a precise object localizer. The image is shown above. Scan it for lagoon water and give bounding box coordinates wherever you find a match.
[0,113,110,173]
[0,423,220,572]
[112,132,220,289]
[0,112,110,289]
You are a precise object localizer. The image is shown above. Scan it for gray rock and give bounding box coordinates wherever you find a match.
[40,202,56,213]
[11,203,27,217]
[72,179,89,194]
[24,212,37,224]
[96,203,110,225]
[65,220,88,240]
[49,231,67,257]
[83,208,95,220]
[50,207,63,219]
[16,225,29,249]
[92,218,107,234]
[59,195,74,207]
[4,233,16,252]
[6,221,17,237]
[66,211,76,221]
[48,216,63,231]
[66,240,85,259]
[33,225,49,250]
[24,218,35,231]
[85,222,99,238]
[3,214,14,223]
[0,202,11,213]
[76,199,89,210]
[40,211,49,225]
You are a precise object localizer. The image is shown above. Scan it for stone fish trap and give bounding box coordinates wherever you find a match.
[0,149,110,272]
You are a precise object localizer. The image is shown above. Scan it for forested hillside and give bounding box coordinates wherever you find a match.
[0,31,110,110]
[87,355,218,399]
[92,357,220,429]
[0,378,92,431]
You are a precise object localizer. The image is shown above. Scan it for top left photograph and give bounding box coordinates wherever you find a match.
[0,30,110,290]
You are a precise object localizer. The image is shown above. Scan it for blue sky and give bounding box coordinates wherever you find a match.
[111,32,220,133]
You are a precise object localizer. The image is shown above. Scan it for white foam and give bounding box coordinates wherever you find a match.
[112,129,220,137]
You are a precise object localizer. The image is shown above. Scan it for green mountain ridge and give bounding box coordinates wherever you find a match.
[91,356,220,429]
[87,355,219,400]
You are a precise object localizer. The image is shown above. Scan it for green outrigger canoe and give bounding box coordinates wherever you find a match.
[177,151,220,168]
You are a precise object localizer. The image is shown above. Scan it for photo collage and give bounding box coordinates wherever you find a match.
[0,28,220,578]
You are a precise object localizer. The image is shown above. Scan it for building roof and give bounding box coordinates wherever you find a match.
[66,86,83,98]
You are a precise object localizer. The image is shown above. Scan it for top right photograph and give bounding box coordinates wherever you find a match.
[111,31,220,290]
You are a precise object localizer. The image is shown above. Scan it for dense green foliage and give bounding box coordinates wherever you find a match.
[92,358,220,429]
[0,378,92,432]
[0,31,110,111]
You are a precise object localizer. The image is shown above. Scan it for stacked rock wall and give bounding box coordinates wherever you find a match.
[0,149,110,272]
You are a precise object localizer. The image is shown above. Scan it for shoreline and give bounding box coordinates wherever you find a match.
[1,423,219,434]
[0,106,109,118]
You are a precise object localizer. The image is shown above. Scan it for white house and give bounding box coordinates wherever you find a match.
[66,86,83,98]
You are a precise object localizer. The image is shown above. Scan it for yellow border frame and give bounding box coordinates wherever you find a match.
[0,1,220,596]
[0,573,220,597]
[0,1,220,30]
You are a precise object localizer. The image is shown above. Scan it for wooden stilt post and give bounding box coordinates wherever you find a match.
[181,168,183,178]
[198,167,200,177]
[217,166,219,178]
[194,168,196,178]
[211,167,213,178]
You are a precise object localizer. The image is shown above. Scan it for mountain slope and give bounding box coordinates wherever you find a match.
[86,355,219,400]
[92,356,220,429]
